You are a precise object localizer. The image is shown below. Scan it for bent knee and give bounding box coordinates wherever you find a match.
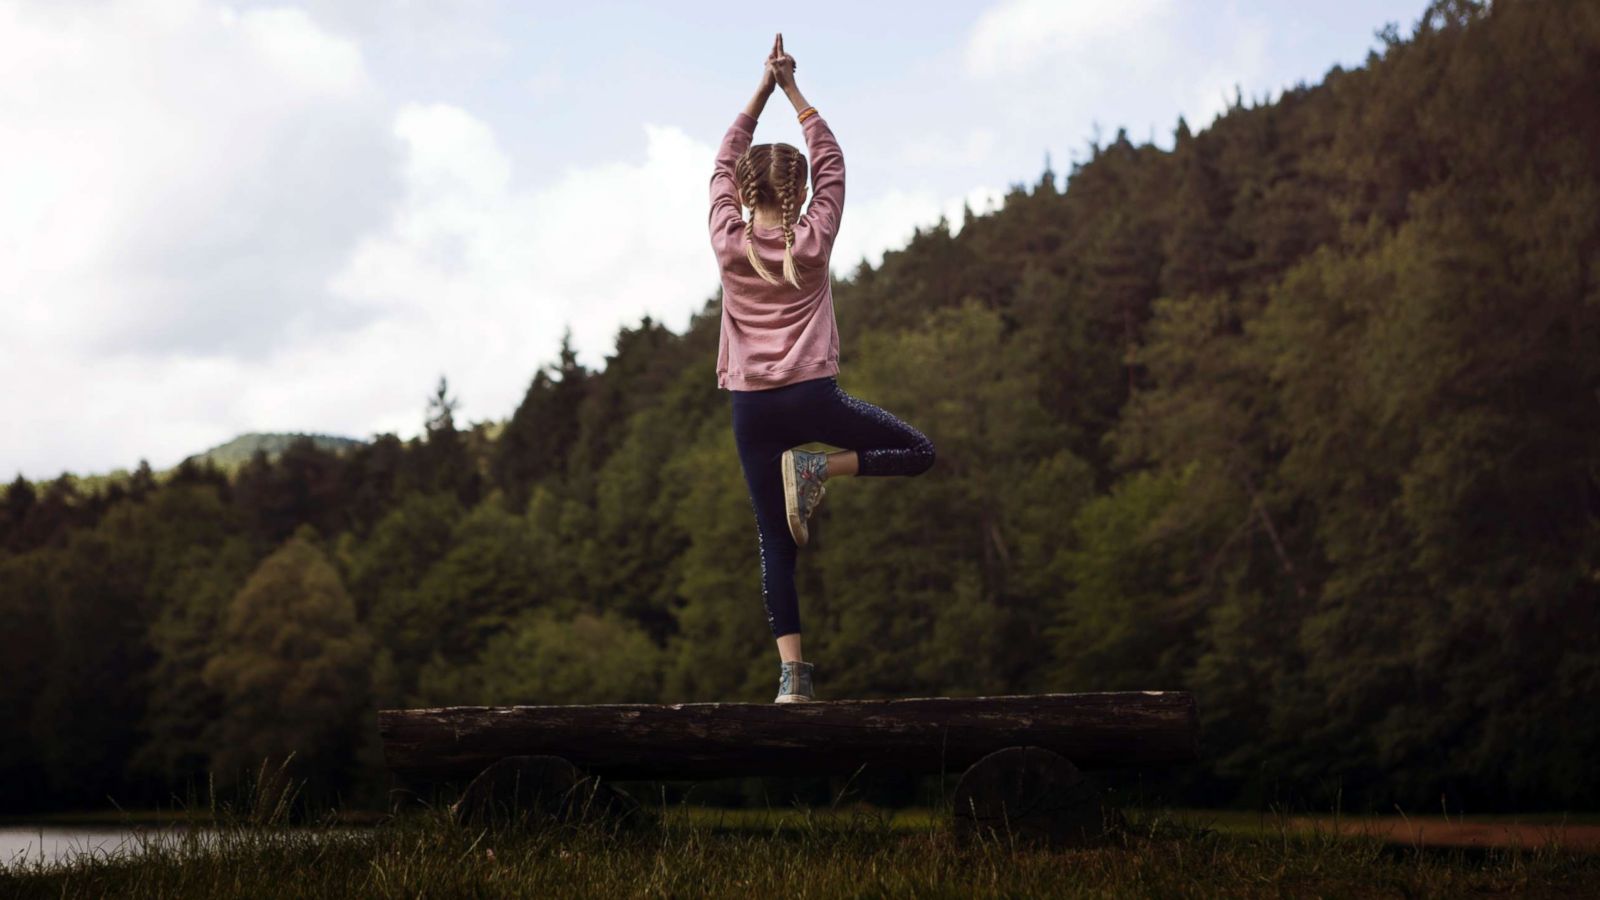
[910,439,936,475]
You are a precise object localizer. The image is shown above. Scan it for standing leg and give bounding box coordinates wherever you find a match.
[731,395,804,643]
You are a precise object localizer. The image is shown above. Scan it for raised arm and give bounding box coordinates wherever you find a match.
[708,108,757,258]
[709,37,785,259]
[786,86,844,245]
[769,48,843,246]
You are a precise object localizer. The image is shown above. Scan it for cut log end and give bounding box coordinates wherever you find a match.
[951,746,1110,847]
[450,755,642,830]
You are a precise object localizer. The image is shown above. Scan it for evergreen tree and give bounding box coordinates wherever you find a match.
[0,549,57,810]
[2,475,36,552]
[340,433,405,536]
[493,330,589,510]
[414,376,483,506]
[129,459,158,500]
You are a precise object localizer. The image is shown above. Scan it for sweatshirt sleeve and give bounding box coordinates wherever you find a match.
[799,113,844,245]
[708,111,757,261]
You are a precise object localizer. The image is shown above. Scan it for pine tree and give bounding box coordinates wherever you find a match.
[2,475,36,551]
[493,329,589,510]
[413,375,482,506]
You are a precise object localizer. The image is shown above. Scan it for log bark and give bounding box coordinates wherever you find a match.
[378,691,1199,784]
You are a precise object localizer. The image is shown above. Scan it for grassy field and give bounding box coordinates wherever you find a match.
[3,799,1597,899]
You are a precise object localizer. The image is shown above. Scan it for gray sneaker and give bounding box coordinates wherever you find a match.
[781,448,829,546]
[775,660,815,703]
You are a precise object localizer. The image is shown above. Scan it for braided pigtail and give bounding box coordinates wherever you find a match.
[731,142,811,289]
[736,149,782,286]
[780,152,802,289]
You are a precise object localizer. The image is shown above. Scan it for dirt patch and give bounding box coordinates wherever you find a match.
[1287,816,1600,852]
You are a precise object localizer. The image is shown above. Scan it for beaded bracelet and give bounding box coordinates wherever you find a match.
[797,106,818,123]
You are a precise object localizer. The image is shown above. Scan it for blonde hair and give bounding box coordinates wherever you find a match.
[734,142,810,289]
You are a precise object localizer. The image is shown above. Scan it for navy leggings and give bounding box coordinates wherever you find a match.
[730,374,935,638]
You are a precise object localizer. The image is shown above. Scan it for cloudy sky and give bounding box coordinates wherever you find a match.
[2,0,1424,481]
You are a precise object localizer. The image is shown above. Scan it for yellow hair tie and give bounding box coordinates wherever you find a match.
[798,106,818,123]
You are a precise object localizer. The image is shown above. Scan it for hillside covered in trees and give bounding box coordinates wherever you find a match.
[184,432,368,472]
[2,0,1595,814]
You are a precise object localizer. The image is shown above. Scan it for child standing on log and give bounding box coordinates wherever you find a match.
[708,34,936,703]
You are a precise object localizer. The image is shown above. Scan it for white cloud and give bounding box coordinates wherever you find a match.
[961,0,1272,143]
[831,184,1008,273]
[229,6,367,95]
[525,59,566,99]
[0,0,395,364]
[299,0,510,65]
[964,0,1178,81]
[0,0,985,481]
[1184,13,1270,128]
[328,104,721,387]
[0,0,1117,481]
[899,128,999,169]
[326,104,1000,429]
[0,0,396,478]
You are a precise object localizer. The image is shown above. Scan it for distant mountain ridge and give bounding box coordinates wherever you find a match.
[14,431,369,490]
[185,432,367,470]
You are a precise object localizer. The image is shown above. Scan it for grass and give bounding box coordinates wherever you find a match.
[2,762,1596,898]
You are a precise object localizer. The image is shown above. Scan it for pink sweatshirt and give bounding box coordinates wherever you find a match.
[709,110,845,390]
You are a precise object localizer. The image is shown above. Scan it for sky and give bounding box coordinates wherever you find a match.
[1,0,1429,481]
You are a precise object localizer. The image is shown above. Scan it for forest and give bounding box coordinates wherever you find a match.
[1,0,1595,815]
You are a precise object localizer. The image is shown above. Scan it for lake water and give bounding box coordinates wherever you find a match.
[0,826,216,870]
[1,825,372,870]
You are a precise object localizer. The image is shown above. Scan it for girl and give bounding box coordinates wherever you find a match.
[708,34,935,703]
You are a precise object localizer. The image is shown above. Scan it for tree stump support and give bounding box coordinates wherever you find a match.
[450,754,640,829]
[951,746,1114,847]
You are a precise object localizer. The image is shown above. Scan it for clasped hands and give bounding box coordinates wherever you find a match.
[758,32,798,96]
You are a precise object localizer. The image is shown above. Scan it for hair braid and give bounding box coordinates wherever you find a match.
[741,179,758,249]
[779,152,801,288]
[735,148,781,286]
[729,142,811,289]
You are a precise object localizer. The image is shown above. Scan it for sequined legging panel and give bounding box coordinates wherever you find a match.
[729,374,935,638]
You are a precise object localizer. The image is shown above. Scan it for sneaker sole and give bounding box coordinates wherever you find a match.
[774,694,815,703]
[780,449,809,546]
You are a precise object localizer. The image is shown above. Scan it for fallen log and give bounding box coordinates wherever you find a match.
[378,691,1199,784]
